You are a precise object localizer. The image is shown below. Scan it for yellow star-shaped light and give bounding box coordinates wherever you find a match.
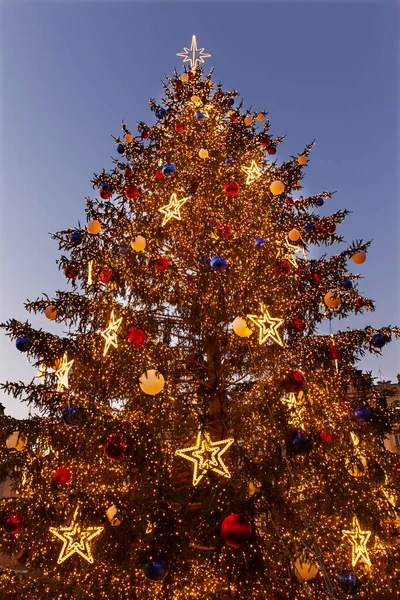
[55,352,74,392]
[247,304,284,346]
[177,35,211,70]
[49,508,103,564]
[159,193,189,227]
[282,238,303,268]
[176,430,234,486]
[343,516,371,568]
[281,391,305,427]
[241,160,262,185]
[101,310,123,357]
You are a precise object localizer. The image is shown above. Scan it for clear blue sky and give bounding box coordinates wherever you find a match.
[1,1,399,419]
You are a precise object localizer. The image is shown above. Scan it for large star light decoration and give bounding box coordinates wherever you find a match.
[177,35,211,70]
[282,238,304,268]
[176,430,234,486]
[101,310,123,356]
[159,193,189,226]
[55,352,74,392]
[241,160,262,185]
[343,516,372,568]
[281,391,306,427]
[247,304,284,346]
[50,508,103,564]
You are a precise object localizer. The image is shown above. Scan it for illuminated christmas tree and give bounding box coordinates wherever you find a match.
[1,36,399,600]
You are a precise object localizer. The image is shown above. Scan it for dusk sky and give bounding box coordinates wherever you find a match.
[0,1,399,419]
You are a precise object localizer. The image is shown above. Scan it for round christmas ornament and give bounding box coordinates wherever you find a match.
[294,553,319,581]
[143,557,169,581]
[155,169,164,180]
[224,156,232,165]
[247,133,254,140]
[293,317,306,332]
[130,235,146,252]
[196,112,205,121]
[162,163,176,178]
[127,327,145,348]
[139,369,165,395]
[104,433,129,462]
[6,431,27,450]
[340,279,353,291]
[62,407,79,426]
[155,257,169,272]
[254,237,266,248]
[100,188,112,200]
[303,223,313,234]
[286,198,294,206]
[124,133,133,143]
[346,456,368,478]
[124,169,133,179]
[259,135,270,147]
[269,180,285,195]
[273,260,291,276]
[297,155,307,166]
[69,232,82,245]
[244,116,252,126]
[267,146,277,155]
[215,222,232,239]
[224,181,239,197]
[256,113,265,122]
[337,572,362,595]
[221,514,252,548]
[315,197,324,207]
[199,148,209,159]
[44,305,57,320]
[283,370,305,393]
[15,336,31,352]
[313,273,322,284]
[289,430,314,454]
[232,316,253,338]
[119,246,127,255]
[174,79,183,90]
[372,333,385,349]
[317,428,333,445]
[324,292,341,309]
[355,297,365,309]
[227,98,235,106]
[141,129,150,139]
[352,250,366,265]
[228,111,238,121]
[210,256,228,272]
[288,229,301,242]
[353,407,373,423]
[156,108,166,118]
[181,73,189,83]
[329,345,342,361]
[87,220,101,234]
[64,266,77,279]
[175,122,183,132]
[125,184,139,199]
[116,144,125,155]
[106,505,121,526]
[4,513,24,535]
[52,467,71,486]
[327,223,336,234]
[99,268,113,284]
[191,95,201,105]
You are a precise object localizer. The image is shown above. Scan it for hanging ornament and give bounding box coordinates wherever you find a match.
[224,181,239,197]
[131,235,146,252]
[106,505,121,527]
[352,250,366,264]
[256,113,265,122]
[329,344,342,361]
[317,428,333,445]
[69,232,82,245]
[355,297,365,309]
[283,370,305,392]
[353,407,373,423]
[303,223,313,234]
[254,237,265,247]
[191,95,201,105]
[6,431,27,450]
[61,406,79,426]
[246,305,284,346]
[4,513,24,535]
[104,433,129,461]
[52,467,71,486]
[224,156,232,165]
[49,507,103,564]
[267,146,277,155]
[196,112,205,121]
[341,279,353,291]
[126,327,145,348]
[289,430,314,454]
[162,164,176,178]
[99,188,112,200]
[55,353,74,392]
[175,122,184,132]
[293,317,306,332]
[143,557,169,581]
[273,259,291,276]
[159,193,189,226]
[125,184,139,199]
[155,257,169,272]
[372,333,385,348]
[210,256,228,272]
[176,430,234,486]
[198,148,209,159]
[116,144,125,155]
[139,369,165,395]
[337,572,362,595]
[215,222,232,238]
[99,268,113,284]
[124,133,133,143]
[269,180,285,195]
[288,229,301,242]
[64,266,77,279]
[101,310,123,356]
[297,155,307,166]
[44,305,57,320]
[87,220,101,234]
[15,337,31,352]
[232,316,253,338]
[155,169,164,180]
[343,516,371,567]
[244,116,253,126]
[221,514,252,548]
[324,292,341,309]
[346,455,368,478]
[315,197,324,207]
[293,552,319,581]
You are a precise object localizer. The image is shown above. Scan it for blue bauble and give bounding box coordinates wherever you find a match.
[117,144,125,155]
[162,163,176,178]
[210,256,228,272]
[353,406,373,423]
[15,337,31,352]
[61,406,79,426]
[101,183,110,191]
[340,279,353,291]
[224,157,232,165]
[289,430,313,454]
[198,255,210,265]
[196,112,205,121]
[228,98,235,106]
[69,232,82,246]
[315,197,324,207]
[156,108,166,119]
[337,572,361,595]
[303,223,313,234]
[254,238,266,248]
[247,133,254,140]
[372,333,385,349]
[143,558,169,582]
[223,352,237,366]
[119,247,128,254]
[199,81,205,88]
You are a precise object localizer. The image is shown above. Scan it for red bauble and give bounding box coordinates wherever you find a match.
[329,345,342,361]
[316,226,326,240]
[286,198,294,206]
[317,428,333,445]
[124,169,133,179]
[293,317,306,332]
[338,398,350,411]
[283,370,305,393]
[355,297,365,309]
[187,71,194,80]
[4,513,24,535]
[327,224,336,234]
[313,273,322,283]
[259,135,271,147]
[229,112,238,122]
[52,467,71,486]
[125,184,139,199]
[174,92,181,101]
[295,267,303,276]
[155,170,164,180]
[155,257,169,272]
[175,122,183,132]
[100,189,112,200]
[104,434,128,461]
[215,90,224,99]
[221,514,252,548]
[175,80,183,90]
[64,266,77,279]
[267,147,277,155]
[127,327,146,348]
[215,222,232,239]
[273,260,291,276]
[99,268,113,284]
[224,181,239,197]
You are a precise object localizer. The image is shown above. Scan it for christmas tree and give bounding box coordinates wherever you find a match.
[1,36,399,600]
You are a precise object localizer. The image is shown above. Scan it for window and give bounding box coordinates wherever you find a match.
[394,432,400,448]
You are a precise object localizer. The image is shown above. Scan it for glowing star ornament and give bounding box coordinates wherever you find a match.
[343,516,372,568]
[55,353,74,392]
[281,391,306,427]
[50,508,103,564]
[241,160,262,185]
[282,238,304,268]
[101,310,123,356]
[159,193,189,226]
[177,35,211,70]
[176,430,234,486]
[246,305,284,346]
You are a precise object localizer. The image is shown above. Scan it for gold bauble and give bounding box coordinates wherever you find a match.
[244,116,253,126]
[232,316,253,338]
[256,113,265,122]
[139,369,165,395]
[352,250,366,265]
[199,148,209,159]
[130,235,146,252]
[124,134,133,143]
[324,292,341,309]
[297,155,307,165]
[87,220,101,234]
[288,229,301,242]
[44,305,57,320]
[270,180,285,195]
[6,432,27,451]
[181,73,189,83]
[294,554,319,581]
[191,95,201,105]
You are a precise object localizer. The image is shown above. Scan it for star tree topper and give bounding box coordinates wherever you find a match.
[55,352,74,392]
[247,304,284,346]
[49,508,103,564]
[159,193,189,226]
[176,430,234,486]
[101,310,123,356]
[343,516,372,567]
[177,35,211,70]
